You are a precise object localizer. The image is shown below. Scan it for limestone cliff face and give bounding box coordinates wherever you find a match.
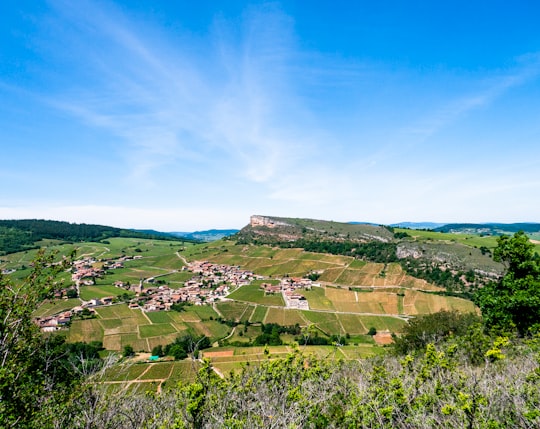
[250,215,290,229]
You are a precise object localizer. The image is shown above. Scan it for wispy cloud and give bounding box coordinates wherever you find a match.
[39,0,317,188]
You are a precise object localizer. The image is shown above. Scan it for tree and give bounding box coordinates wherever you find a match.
[152,345,164,357]
[123,345,135,358]
[392,310,483,355]
[0,249,78,428]
[475,231,540,335]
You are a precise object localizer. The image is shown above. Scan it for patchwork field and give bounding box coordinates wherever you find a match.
[66,304,231,352]
[101,359,201,393]
[22,236,479,360]
[227,283,285,306]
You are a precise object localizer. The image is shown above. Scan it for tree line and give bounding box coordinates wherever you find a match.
[0,219,190,255]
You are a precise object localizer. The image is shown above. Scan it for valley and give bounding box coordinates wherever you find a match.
[1,216,535,390]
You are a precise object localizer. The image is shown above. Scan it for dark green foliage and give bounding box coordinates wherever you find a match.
[0,226,38,254]
[295,332,348,346]
[122,345,135,358]
[392,310,483,355]
[0,249,104,428]
[0,219,187,255]
[401,258,466,291]
[280,239,398,263]
[163,334,211,360]
[253,323,302,346]
[151,345,164,357]
[171,302,192,312]
[475,231,540,335]
[394,231,411,239]
[368,326,377,336]
[306,272,321,281]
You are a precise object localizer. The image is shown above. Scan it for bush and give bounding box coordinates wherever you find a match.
[392,310,483,355]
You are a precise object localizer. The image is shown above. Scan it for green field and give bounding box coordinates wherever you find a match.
[215,301,253,321]
[250,305,268,323]
[227,283,285,306]
[33,299,81,317]
[264,307,307,326]
[139,323,178,338]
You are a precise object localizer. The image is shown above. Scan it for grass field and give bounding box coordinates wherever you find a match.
[100,359,201,391]
[227,283,285,306]
[301,287,335,310]
[264,307,307,326]
[33,298,81,317]
[65,304,232,352]
[215,301,253,321]
[250,305,268,323]
[79,285,133,301]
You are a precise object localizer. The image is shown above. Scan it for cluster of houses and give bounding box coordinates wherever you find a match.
[71,255,143,286]
[34,256,322,331]
[132,261,261,311]
[261,276,320,310]
[34,305,99,332]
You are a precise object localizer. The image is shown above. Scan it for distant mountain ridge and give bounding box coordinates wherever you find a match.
[170,229,239,242]
[390,222,448,230]
[433,223,540,235]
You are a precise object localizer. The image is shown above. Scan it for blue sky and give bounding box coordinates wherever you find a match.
[1,1,540,230]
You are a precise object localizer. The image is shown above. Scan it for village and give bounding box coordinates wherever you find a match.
[35,255,320,332]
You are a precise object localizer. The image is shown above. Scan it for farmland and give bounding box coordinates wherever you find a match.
[19,236,480,352]
[4,231,485,389]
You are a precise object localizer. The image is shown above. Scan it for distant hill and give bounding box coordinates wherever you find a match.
[434,223,540,235]
[0,219,186,255]
[234,215,506,290]
[237,215,395,244]
[170,229,239,242]
[390,222,447,230]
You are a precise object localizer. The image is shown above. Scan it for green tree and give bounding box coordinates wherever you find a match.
[392,310,483,355]
[475,231,540,335]
[151,344,164,357]
[0,249,77,428]
[123,344,135,358]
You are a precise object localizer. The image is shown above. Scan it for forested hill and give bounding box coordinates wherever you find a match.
[0,219,187,255]
[434,223,540,235]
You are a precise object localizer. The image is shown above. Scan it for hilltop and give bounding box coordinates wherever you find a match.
[235,215,506,290]
[0,219,193,255]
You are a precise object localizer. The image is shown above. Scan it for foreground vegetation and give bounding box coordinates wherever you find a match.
[10,334,540,428]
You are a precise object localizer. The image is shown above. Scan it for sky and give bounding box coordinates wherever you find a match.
[1,0,540,231]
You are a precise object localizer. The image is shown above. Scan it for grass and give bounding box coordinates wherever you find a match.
[187,305,219,320]
[33,298,81,317]
[227,283,285,306]
[264,308,307,326]
[395,228,500,249]
[301,287,335,310]
[102,362,148,382]
[215,301,252,321]
[163,360,200,387]
[250,305,268,323]
[79,285,131,301]
[138,362,174,380]
[68,319,104,343]
[139,324,178,338]
[145,311,174,324]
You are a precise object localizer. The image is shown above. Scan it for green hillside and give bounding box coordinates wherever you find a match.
[0,219,191,255]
